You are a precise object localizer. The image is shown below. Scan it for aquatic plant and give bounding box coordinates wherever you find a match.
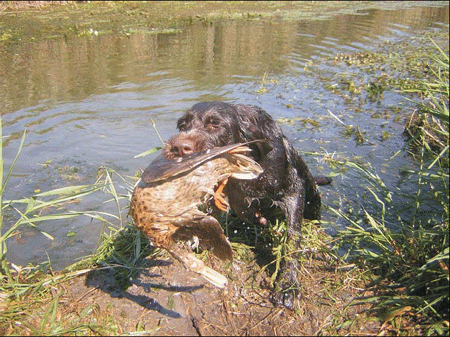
[0,118,123,335]
[403,39,449,163]
[333,39,449,335]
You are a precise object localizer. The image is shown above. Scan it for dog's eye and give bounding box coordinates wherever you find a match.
[178,121,187,131]
[205,118,220,131]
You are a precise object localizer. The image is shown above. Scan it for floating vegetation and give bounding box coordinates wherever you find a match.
[329,33,449,108]
[255,72,278,94]
[343,125,366,144]
[277,116,321,128]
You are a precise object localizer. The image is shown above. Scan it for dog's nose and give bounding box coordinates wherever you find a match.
[170,139,195,157]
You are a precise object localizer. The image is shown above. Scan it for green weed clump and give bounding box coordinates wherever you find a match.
[403,39,449,165]
[0,120,128,335]
[333,40,449,335]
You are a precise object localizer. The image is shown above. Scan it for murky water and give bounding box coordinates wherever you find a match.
[1,3,448,269]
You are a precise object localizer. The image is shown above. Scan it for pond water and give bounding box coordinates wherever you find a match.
[1,2,448,269]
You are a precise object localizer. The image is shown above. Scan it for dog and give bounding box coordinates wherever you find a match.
[166,101,330,309]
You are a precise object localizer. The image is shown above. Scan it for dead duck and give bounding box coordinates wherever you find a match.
[130,140,264,288]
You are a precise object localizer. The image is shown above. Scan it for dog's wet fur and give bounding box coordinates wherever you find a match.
[167,101,331,309]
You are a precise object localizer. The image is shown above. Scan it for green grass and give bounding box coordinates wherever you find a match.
[0,111,168,334]
[403,39,449,165]
[0,120,134,334]
[329,39,449,335]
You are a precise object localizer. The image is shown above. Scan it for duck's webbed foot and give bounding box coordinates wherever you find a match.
[169,247,228,289]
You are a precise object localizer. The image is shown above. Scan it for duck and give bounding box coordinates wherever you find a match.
[130,140,264,288]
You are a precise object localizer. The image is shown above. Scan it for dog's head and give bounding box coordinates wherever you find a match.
[176,102,243,146]
[174,102,274,159]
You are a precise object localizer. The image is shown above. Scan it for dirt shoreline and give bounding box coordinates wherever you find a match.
[46,236,381,336]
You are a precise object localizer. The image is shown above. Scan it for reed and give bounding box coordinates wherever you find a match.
[0,118,125,335]
[332,40,449,335]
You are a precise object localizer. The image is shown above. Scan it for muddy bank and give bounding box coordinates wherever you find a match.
[17,226,382,336]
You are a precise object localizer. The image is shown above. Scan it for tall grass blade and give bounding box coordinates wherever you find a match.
[1,129,27,193]
[134,146,161,158]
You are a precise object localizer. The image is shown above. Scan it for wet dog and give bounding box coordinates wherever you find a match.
[167,101,329,308]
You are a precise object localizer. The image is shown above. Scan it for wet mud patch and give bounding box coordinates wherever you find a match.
[51,226,381,336]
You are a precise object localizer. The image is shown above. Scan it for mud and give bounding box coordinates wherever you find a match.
[49,241,381,336]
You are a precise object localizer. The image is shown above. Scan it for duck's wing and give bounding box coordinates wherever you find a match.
[172,215,233,262]
[141,140,266,183]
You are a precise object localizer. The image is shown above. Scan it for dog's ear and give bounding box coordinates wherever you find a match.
[234,104,282,142]
[250,140,273,161]
[233,105,263,141]
[258,140,273,154]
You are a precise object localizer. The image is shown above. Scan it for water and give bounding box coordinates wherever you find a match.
[1,2,448,268]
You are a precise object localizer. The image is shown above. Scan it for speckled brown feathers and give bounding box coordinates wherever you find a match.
[130,141,263,287]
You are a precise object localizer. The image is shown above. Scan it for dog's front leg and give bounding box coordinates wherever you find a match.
[270,190,304,310]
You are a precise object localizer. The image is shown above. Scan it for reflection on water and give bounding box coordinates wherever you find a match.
[1,4,448,114]
[1,3,448,268]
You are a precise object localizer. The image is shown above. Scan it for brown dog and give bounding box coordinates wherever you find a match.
[167,101,330,309]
